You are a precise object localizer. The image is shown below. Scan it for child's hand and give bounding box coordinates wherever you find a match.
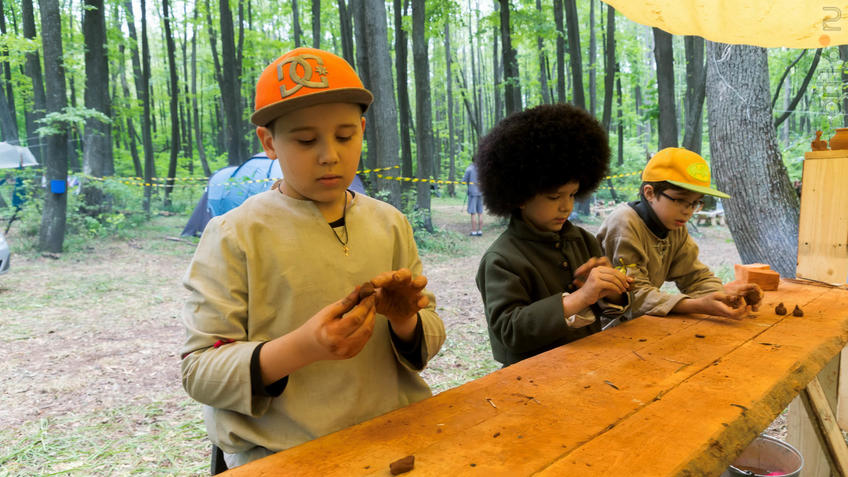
[300,286,377,361]
[573,263,632,304]
[370,268,429,341]
[684,292,748,320]
[723,282,763,311]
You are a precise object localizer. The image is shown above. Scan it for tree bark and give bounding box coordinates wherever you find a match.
[492,0,503,122]
[394,0,413,181]
[535,0,550,104]
[37,0,68,253]
[601,4,614,131]
[773,48,821,129]
[564,0,584,109]
[412,0,434,232]
[0,0,18,143]
[337,0,355,68]
[22,0,46,162]
[292,0,302,46]
[312,0,321,47]
[445,22,456,197]
[140,0,155,214]
[553,0,565,104]
[616,61,624,167]
[499,0,521,115]
[706,42,799,278]
[118,44,143,178]
[82,0,114,177]
[352,0,401,206]
[588,0,596,115]
[218,0,246,165]
[653,27,677,149]
[192,6,211,177]
[682,36,706,154]
[163,0,180,207]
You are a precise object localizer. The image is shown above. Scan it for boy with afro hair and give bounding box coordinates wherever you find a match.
[475,104,632,367]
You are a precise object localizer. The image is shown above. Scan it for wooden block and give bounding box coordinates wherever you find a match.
[734,263,781,291]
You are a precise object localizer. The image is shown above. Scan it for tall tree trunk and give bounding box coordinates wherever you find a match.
[535,0,550,104]
[412,0,434,232]
[38,0,68,252]
[588,0,596,115]
[394,0,413,181]
[163,0,180,207]
[564,0,584,109]
[653,27,677,149]
[601,4,614,131]
[841,46,848,127]
[706,42,799,278]
[469,0,482,131]
[492,0,503,123]
[553,0,565,104]
[499,0,521,115]
[22,0,46,162]
[353,0,401,206]
[616,61,623,167]
[218,0,246,165]
[292,0,302,46]
[82,0,113,178]
[118,45,143,177]
[682,36,706,154]
[445,22,456,198]
[0,0,18,143]
[192,6,211,177]
[312,0,321,47]
[337,0,355,68]
[140,0,155,214]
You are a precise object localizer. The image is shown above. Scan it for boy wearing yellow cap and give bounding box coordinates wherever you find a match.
[596,147,762,320]
[180,48,445,468]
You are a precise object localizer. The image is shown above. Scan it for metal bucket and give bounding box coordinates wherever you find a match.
[720,435,803,477]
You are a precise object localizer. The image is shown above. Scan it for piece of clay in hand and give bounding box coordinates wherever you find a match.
[358,282,376,301]
[743,288,760,306]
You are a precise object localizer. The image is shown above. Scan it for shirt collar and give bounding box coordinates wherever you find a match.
[628,199,670,239]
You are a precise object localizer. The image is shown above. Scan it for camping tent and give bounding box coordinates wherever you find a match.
[182,152,367,236]
[0,142,38,169]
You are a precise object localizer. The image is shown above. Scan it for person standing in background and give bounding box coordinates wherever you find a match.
[463,163,483,236]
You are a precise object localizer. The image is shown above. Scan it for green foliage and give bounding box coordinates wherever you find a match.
[35,106,112,136]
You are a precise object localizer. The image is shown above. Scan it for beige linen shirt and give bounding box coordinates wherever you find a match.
[596,203,723,319]
[181,190,445,454]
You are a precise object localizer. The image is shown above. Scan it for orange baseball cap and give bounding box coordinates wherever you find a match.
[251,47,374,127]
[642,147,730,198]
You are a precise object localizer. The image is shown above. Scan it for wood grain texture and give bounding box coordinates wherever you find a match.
[223,281,848,476]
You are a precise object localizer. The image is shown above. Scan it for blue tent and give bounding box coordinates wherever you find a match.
[182,152,367,236]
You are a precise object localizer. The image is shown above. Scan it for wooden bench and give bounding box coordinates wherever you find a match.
[223,280,848,476]
[694,209,724,226]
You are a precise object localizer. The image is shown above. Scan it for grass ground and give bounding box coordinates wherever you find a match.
[0,196,758,476]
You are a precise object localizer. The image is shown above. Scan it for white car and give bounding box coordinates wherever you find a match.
[0,230,9,274]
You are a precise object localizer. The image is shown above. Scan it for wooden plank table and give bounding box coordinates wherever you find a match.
[224,280,848,476]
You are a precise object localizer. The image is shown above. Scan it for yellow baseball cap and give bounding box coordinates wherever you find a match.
[643,147,730,198]
[251,47,374,127]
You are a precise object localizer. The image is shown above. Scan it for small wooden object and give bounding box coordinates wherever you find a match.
[812,130,829,151]
[734,263,780,291]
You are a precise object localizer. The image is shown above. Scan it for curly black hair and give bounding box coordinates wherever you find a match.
[474,103,610,216]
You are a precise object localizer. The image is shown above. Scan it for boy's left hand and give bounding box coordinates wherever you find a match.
[370,268,429,341]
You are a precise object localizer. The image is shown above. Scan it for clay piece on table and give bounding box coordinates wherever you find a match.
[811,130,829,151]
[792,305,804,317]
[358,282,376,301]
[389,455,415,475]
[775,303,787,315]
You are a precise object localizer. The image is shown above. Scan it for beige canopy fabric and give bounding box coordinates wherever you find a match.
[601,0,848,48]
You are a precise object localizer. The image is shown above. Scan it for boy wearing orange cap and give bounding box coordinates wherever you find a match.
[180,48,445,468]
[596,147,762,321]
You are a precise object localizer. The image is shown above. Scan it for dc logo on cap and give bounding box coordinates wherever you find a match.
[687,163,710,182]
[277,54,329,98]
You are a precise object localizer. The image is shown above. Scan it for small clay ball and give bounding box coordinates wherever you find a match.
[775,303,787,315]
[390,455,415,475]
[792,305,804,317]
[358,282,376,301]
[743,288,761,306]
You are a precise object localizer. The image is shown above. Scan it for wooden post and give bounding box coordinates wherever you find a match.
[787,150,848,476]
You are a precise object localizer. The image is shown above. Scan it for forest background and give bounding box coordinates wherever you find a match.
[0,0,840,275]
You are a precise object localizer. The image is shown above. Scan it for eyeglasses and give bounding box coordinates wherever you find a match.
[658,191,704,212]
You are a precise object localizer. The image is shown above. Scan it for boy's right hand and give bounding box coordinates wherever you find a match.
[299,286,377,361]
